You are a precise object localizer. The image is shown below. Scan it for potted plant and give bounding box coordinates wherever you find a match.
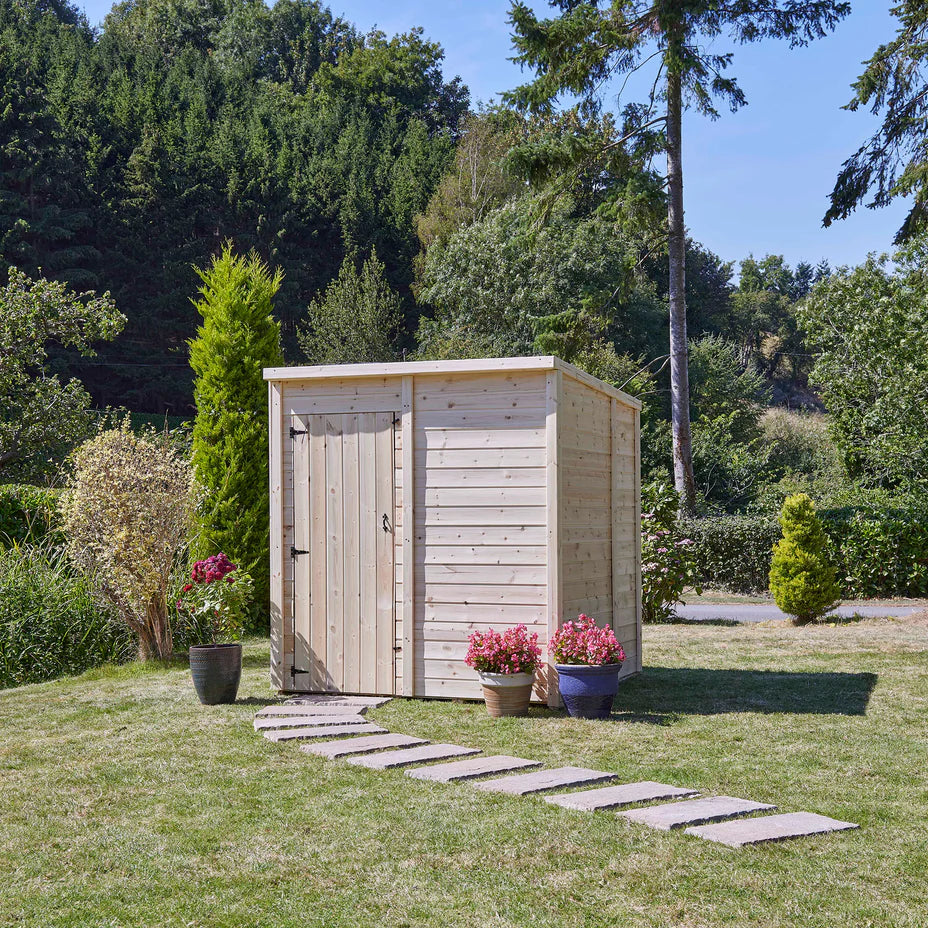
[176,553,253,705]
[465,624,541,718]
[549,615,626,719]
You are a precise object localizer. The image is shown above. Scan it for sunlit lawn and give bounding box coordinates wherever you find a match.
[1,618,926,927]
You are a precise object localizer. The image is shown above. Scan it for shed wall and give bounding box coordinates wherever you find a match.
[413,371,549,699]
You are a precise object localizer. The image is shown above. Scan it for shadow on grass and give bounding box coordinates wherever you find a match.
[614,666,878,723]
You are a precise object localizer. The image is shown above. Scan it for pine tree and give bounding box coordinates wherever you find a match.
[189,244,284,622]
[769,493,840,626]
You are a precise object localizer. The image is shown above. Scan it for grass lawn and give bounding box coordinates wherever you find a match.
[1,620,926,928]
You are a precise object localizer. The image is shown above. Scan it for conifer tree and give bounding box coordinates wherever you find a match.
[769,493,840,626]
[189,244,284,621]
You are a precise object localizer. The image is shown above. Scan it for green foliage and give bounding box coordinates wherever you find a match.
[0,267,125,481]
[0,483,61,548]
[298,249,401,364]
[0,541,133,689]
[175,557,253,646]
[769,493,840,625]
[63,424,200,660]
[825,0,928,242]
[798,236,928,491]
[640,480,700,623]
[683,514,781,594]
[189,245,283,622]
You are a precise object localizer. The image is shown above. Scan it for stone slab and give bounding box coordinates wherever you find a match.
[253,714,367,731]
[285,695,391,707]
[618,796,775,831]
[406,755,540,783]
[685,812,859,847]
[263,722,385,742]
[301,733,429,759]
[347,743,480,770]
[544,781,698,812]
[474,767,616,796]
[256,704,369,717]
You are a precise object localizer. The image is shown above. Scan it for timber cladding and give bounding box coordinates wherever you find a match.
[265,357,642,707]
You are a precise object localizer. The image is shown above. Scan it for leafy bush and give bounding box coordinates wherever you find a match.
[0,543,132,689]
[0,484,62,548]
[641,481,700,622]
[769,493,840,625]
[682,514,780,594]
[62,426,201,661]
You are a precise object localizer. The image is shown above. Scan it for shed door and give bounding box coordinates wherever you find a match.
[291,412,396,694]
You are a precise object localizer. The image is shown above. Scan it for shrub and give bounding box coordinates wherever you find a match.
[548,615,625,665]
[641,480,700,622]
[0,484,62,548]
[0,543,132,688]
[464,625,541,675]
[682,514,780,594]
[175,553,253,646]
[189,244,284,623]
[769,493,840,625]
[62,426,201,660]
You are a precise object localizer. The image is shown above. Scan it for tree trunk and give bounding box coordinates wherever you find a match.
[666,56,698,515]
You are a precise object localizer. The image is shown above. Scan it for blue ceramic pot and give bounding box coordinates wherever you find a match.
[554,662,623,719]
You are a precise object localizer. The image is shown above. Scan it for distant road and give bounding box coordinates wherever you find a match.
[676,602,921,623]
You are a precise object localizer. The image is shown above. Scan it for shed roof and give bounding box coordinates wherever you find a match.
[263,356,641,410]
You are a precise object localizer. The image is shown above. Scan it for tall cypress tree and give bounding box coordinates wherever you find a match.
[189,244,284,621]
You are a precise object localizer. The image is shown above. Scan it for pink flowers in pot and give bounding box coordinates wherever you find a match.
[465,624,541,675]
[548,614,625,666]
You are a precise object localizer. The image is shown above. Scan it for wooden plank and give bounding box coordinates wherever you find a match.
[414,409,544,430]
[422,467,546,488]
[419,449,545,469]
[375,411,396,695]
[546,369,561,708]
[309,415,328,691]
[265,357,558,381]
[292,415,311,685]
[343,414,361,693]
[421,564,547,585]
[359,413,378,693]
[415,525,547,546]
[418,487,545,507]
[422,545,546,565]
[325,414,345,692]
[418,583,546,605]
[611,398,621,642]
[421,603,546,624]
[268,382,285,689]
[419,427,546,450]
[416,507,546,526]
[413,371,547,397]
[633,406,642,673]
[401,376,414,697]
[415,391,547,412]
[286,395,401,415]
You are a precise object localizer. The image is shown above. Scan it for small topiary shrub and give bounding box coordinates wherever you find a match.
[62,425,201,660]
[769,493,840,625]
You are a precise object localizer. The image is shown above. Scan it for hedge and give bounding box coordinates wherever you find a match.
[0,484,62,548]
[684,504,928,599]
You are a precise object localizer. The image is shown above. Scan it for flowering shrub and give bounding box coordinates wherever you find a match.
[176,553,253,646]
[548,614,625,665]
[641,480,701,623]
[465,624,541,675]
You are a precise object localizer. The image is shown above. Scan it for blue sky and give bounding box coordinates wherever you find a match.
[78,0,907,272]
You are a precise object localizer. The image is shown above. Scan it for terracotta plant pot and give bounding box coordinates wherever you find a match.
[477,671,535,718]
[189,642,242,705]
[554,662,623,719]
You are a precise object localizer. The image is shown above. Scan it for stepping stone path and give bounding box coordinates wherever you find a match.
[302,733,428,759]
[263,722,385,742]
[253,714,368,731]
[475,766,615,796]
[255,698,857,847]
[406,755,540,783]
[545,781,698,812]
[348,743,480,770]
[686,812,859,847]
[618,796,775,831]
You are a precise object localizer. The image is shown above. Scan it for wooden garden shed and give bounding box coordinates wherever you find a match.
[265,356,642,706]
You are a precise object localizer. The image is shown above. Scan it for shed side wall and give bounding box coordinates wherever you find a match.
[558,375,640,676]
[414,371,549,699]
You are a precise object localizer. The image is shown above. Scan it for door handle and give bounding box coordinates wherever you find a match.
[382,513,390,533]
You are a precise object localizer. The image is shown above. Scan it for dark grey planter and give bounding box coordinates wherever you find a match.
[189,643,242,705]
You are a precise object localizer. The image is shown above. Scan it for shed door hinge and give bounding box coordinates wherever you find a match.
[290,425,308,438]
[290,546,309,558]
